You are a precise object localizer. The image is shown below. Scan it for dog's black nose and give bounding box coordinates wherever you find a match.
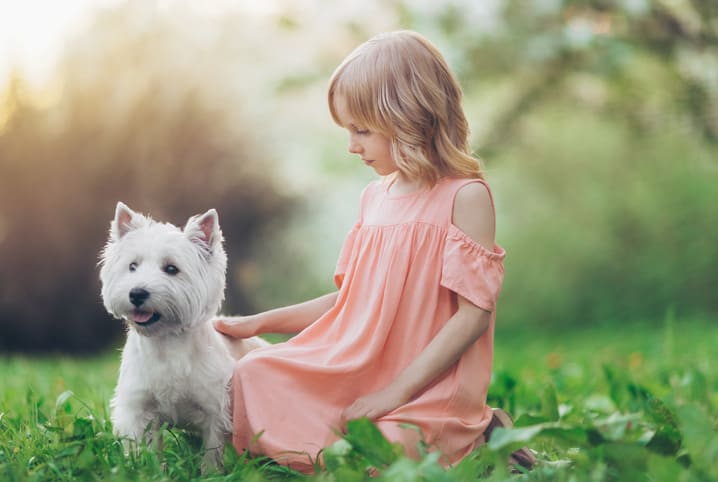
[129,288,150,307]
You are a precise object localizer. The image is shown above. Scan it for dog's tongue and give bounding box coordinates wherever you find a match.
[131,310,154,324]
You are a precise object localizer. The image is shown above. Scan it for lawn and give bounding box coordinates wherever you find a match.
[1,316,716,481]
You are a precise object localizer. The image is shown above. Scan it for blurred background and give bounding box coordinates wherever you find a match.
[0,0,716,354]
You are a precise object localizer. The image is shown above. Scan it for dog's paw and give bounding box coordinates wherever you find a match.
[200,449,224,475]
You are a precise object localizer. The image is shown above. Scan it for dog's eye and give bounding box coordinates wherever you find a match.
[129,262,138,272]
[163,264,180,276]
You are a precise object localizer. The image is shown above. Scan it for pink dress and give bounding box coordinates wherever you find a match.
[231,177,506,471]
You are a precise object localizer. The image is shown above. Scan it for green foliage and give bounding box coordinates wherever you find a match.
[418,0,718,147]
[1,319,715,481]
[493,108,718,328]
[338,419,404,468]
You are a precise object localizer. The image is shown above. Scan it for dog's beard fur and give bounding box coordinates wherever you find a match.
[99,202,234,472]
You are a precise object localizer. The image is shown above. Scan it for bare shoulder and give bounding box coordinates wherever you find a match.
[452,181,496,250]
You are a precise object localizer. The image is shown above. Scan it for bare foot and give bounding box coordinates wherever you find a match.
[485,408,537,471]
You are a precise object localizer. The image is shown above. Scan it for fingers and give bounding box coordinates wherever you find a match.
[339,401,382,432]
[213,317,241,337]
[212,318,229,333]
[340,402,363,430]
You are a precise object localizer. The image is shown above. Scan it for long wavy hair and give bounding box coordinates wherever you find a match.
[328,30,483,185]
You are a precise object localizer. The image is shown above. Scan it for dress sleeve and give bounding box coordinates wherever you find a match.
[440,224,506,312]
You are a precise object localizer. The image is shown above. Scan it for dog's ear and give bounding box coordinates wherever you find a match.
[111,202,143,241]
[184,209,222,254]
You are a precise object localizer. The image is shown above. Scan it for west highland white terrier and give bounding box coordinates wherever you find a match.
[99,202,265,471]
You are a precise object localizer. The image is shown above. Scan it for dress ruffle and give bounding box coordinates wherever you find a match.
[440,224,506,312]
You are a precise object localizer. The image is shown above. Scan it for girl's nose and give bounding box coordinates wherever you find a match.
[348,139,362,154]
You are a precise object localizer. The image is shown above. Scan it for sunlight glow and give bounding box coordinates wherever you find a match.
[0,1,108,86]
[0,0,277,88]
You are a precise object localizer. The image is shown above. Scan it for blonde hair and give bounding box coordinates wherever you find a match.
[328,30,483,185]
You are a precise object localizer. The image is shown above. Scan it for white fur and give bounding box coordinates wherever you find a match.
[99,202,264,471]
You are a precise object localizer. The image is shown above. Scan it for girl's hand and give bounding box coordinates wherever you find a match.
[213,315,257,339]
[340,386,408,429]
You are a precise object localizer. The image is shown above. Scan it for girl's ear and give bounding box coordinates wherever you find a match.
[184,209,222,254]
[111,202,144,241]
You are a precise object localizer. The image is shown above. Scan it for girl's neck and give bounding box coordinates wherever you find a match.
[387,173,423,197]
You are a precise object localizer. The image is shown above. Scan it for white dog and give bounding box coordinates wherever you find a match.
[100,202,265,471]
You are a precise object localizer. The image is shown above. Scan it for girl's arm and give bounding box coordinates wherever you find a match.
[341,182,496,424]
[214,291,339,338]
[341,296,490,423]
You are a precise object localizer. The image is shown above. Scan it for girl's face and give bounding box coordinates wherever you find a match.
[333,95,397,177]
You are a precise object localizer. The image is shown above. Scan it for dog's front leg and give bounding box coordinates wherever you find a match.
[147,418,163,453]
[200,422,226,474]
[112,401,159,456]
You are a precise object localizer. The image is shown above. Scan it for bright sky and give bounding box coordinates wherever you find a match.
[0,0,279,87]
[0,1,112,85]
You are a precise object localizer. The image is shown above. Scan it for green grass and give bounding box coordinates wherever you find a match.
[1,316,716,481]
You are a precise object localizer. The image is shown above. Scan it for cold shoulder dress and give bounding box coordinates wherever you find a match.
[231,177,506,471]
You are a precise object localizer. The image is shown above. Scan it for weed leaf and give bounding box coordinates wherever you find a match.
[343,418,403,467]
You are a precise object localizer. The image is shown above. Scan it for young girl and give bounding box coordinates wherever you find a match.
[215,30,533,472]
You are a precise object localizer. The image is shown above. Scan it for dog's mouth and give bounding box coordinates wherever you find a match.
[129,309,161,326]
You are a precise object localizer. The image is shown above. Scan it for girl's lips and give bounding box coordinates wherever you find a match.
[363,159,374,165]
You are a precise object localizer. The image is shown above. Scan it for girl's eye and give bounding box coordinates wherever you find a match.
[355,129,369,135]
[163,264,180,276]
[129,262,138,272]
